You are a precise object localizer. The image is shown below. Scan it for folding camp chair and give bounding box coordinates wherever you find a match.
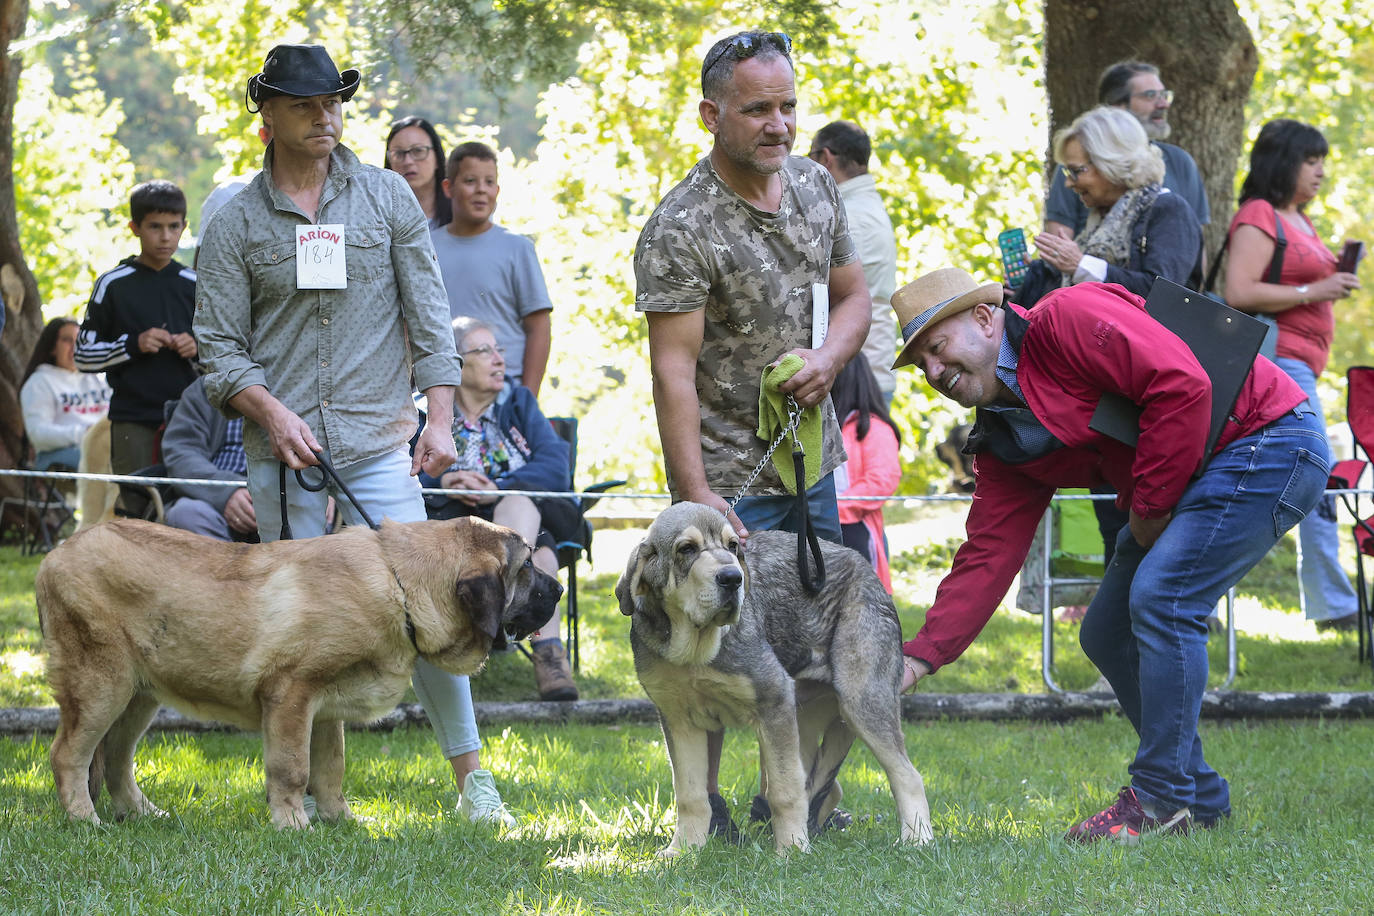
[1325,365,1374,666]
[544,416,626,671]
[0,443,76,554]
[1038,490,1239,692]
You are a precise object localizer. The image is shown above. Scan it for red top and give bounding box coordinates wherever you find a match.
[1228,198,1338,374]
[903,284,1307,672]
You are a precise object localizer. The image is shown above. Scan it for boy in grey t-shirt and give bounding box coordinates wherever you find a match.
[431,141,553,394]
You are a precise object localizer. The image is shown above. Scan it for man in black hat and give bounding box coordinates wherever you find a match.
[194,44,515,828]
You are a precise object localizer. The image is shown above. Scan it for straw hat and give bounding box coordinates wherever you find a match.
[890,268,1004,369]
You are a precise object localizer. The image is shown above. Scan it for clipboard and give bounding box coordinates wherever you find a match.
[1088,278,1268,459]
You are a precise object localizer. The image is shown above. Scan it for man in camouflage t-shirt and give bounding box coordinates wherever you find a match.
[633,30,871,543]
[632,30,873,841]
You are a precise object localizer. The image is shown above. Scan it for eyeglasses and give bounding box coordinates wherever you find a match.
[1059,163,1092,183]
[386,144,433,163]
[1131,88,1174,104]
[461,344,506,360]
[702,31,792,80]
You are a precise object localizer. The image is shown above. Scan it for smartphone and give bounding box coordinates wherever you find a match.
[1337,240,1366,275]
[998,228,1030,290]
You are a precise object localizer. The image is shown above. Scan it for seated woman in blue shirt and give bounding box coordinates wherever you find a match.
[419,316,578,701]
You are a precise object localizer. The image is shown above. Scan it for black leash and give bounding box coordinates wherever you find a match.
[791,448,826,594]
[278,454,378,538]
[277,456,416,647]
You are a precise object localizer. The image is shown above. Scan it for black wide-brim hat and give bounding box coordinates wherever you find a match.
[246,43,360,111]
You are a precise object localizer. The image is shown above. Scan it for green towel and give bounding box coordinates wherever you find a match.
[757,354,824,494]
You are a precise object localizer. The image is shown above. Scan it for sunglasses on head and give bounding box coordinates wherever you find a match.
[702,31,792,79]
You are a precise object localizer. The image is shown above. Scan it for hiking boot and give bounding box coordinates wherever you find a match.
[460,769,516,828]
[532,639,578,701]
[1064,786,1191,845]
[708,792,742,844]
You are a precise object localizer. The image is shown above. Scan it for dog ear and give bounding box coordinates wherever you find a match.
[455,574,505,641]
[614,539,654,616]
[737,539,751,596]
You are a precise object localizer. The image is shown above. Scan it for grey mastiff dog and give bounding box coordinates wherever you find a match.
[616,501,932,855]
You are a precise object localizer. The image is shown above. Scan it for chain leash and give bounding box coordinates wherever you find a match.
[728,395,803,511]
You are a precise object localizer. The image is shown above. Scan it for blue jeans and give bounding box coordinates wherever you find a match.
[1275,357,1357,622]
[247,448,481,760]
[732,472,843,545]
[1079,406,1328,817]
[34,446,81,471]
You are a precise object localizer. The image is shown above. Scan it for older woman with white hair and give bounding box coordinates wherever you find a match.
[1016,106,1202,305]
[1013,106,1205,607]
[418,315,579,701]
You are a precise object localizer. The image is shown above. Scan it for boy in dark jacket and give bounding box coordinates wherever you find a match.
[76,180,197,475]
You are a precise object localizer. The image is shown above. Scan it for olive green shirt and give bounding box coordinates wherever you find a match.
[634,155,855,496]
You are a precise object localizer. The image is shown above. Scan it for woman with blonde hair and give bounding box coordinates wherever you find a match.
[1015,105,1202,305]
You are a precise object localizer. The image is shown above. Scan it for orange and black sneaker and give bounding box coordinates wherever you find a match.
[1065,786,1192,845]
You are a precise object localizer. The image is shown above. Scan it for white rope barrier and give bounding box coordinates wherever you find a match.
[3,467,1372,507]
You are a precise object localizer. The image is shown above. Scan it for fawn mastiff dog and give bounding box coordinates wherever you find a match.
[616,502,932,856]
[38,515,559,828]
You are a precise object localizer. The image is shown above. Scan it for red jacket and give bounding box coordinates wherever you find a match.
[904,283,1307,672]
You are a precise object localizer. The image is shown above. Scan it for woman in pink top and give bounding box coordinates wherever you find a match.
[1224,119,1362,631]
[832,353,901,591]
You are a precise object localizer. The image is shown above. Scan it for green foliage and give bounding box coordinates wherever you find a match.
[13,0,1374,486]
[1238,0,1374,375]
[12,43,135,315]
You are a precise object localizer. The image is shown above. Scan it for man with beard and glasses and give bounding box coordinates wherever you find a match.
[1043,60,1209,241]
[633,29,871,841]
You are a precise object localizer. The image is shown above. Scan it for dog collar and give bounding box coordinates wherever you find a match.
[390,569,420,651]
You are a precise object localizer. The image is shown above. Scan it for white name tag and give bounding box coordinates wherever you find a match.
[296,224,346,289]
[811,282,829,349]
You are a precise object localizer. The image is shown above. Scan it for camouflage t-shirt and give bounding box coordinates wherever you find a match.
[634,155,857,497]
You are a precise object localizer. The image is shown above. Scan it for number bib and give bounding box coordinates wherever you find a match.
[296,224,346,289]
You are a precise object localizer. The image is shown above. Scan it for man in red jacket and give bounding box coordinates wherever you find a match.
[893,268,1326,843]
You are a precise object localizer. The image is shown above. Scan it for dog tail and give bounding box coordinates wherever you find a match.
[87,739,106,806]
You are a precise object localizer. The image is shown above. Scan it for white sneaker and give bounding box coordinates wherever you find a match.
[459,769,516,828]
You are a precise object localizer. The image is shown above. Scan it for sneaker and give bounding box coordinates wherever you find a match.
[531,639,578,701]
[1064,786,1191,844]
[459,769,516,828]
[708,792,742,844]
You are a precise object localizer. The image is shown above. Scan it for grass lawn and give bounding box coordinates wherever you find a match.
[3,525,1374,914]
[3,720,1373,914]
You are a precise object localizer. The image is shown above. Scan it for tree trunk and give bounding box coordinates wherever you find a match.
[1043,0,1258,257]
[0,0,41,528]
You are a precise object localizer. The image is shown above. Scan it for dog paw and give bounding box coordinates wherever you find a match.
[270,806,313,830]
[898,821,935,845]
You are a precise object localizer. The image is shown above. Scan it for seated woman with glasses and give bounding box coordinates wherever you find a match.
[383,116,451,229]
[1014,105,1202,307]
[417,316,579,701]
